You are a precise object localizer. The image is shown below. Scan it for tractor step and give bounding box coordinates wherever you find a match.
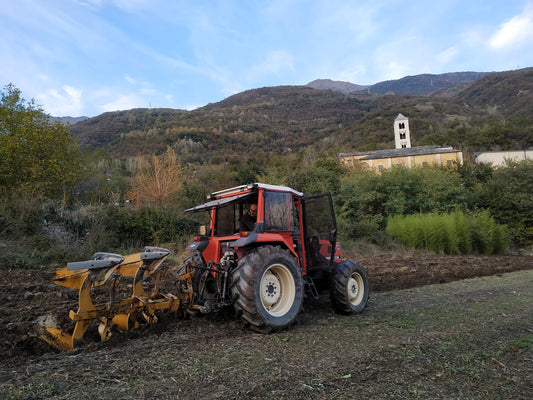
[303,275,320,300]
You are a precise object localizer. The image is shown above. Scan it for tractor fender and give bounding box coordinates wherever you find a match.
[232,232,298,260]
[230,232,258,248]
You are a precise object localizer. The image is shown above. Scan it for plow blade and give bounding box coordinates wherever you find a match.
[41,246,192,351]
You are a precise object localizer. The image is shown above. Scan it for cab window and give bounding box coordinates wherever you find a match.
[263,191,296,232]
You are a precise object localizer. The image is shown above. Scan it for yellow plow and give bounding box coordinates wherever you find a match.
[41,247,194,351]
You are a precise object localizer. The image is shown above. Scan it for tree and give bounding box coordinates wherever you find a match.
[127,148,184,209]
[0,84,83,200]
[475,160,533,246]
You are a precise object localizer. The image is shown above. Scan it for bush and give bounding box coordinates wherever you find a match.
[338,214,389,245]
[386,211,509,254]
[470,211,508,255]
[0,192,44,238]
[0,194,199,268]
[338,165,470,221]
[87,207,198,251]
[474,160,533,247]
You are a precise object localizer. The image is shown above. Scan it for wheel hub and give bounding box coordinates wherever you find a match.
[261,271,281,306]
[347,277,359,301]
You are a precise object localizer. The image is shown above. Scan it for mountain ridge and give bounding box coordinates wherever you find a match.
[67,68,533,160]
[306,79,370,93]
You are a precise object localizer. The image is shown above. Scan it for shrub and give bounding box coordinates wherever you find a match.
[92,207,198,250]
[474,160,533,247]
[0,196,199,268]
[386,211,508,254]
[338,214,389,245]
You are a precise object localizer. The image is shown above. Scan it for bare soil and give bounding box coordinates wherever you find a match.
[1,253,532,399]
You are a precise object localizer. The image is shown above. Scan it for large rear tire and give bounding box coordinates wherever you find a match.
[231,246,303,332]
[330,260,369,314]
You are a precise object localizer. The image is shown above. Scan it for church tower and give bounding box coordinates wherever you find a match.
[394,113,411,149]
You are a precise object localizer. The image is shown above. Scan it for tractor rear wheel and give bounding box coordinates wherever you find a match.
[231,246,303,332]
[330,260,369,314]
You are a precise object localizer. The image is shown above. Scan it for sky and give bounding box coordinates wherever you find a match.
[1,0,533,117]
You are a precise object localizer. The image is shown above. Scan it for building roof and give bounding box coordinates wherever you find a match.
[395,113,408,121]
[339,146,459,160]
[473,148,533,156]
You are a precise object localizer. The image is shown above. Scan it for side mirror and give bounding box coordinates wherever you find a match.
[328,228,337,244]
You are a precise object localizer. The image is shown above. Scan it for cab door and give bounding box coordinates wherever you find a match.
[301,193,338,271]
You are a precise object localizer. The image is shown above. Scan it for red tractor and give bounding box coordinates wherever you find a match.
[41,182,370,350]
[184,182,369,332]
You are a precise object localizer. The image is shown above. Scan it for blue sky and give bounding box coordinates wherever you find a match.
[1,0,533,117]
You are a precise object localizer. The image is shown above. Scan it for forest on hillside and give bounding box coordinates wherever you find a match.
[1,70,533,269]
[68,68,533,163]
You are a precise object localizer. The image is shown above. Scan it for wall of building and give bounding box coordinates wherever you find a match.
[341,151,463,172]
[475,150,533,166]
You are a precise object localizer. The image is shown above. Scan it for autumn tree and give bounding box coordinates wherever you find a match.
[127,148,184,209]
[0,84,83,200]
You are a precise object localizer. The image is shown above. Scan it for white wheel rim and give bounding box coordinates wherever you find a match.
[347,272,364,305]
[260,263,295,316]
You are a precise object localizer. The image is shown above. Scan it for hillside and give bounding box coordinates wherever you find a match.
[307,72,490,96]
[366,71,490,95]
[306,78,370,93]
[54,116,88,125]
[457,67,533,115]
[69,68,533,161]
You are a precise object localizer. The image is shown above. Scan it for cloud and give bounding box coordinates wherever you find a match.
[100,93,147,112]
[247,50,295,81]
[75,0,149,12]
[37,85,83,117]
[488,5,533,50]
[437,46,459,65]
[74,0,103,7]
[334,65,368,84]
[125,74,136,84]
[111,0,150,12]
[184,104,202,111]
[385,61,411,81]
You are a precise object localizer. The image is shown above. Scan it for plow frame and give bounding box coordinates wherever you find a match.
[41,247,193,351]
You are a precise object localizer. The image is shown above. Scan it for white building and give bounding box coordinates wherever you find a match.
[394,113,411,149]
[474,149,533,166]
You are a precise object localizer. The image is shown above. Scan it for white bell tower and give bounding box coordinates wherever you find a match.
[394,113,411,149]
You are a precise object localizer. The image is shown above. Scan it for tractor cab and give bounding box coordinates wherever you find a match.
[185,182,341,277]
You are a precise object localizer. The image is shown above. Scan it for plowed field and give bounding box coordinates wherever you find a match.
[1,253,532,399]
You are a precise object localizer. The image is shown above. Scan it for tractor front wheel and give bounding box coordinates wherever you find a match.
[231,246,303,332]
[330,260,369,314]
